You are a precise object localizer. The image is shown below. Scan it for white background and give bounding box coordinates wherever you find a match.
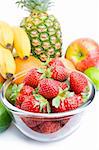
[0,0,99,150]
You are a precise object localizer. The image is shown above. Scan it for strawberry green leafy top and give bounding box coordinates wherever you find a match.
[16,0,53,12]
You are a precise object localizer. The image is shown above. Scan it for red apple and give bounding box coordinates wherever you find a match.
[65,38,99,72]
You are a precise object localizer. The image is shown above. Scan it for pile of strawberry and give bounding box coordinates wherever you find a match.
[14,58,89,133]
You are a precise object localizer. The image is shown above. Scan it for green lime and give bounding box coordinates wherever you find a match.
[84,67,99,90]
[0,101,12,133]
[0,83,12,133]
[0,83,3,89]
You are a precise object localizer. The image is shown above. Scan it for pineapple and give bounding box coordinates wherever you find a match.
[16,0,62,62]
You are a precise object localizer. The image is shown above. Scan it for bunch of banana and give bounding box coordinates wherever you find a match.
[0,21,14,50]
[0,45,16,79]
[0,21,31,79]
[12,27,31,59]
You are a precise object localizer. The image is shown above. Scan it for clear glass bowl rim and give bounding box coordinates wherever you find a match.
[1,70,96,118]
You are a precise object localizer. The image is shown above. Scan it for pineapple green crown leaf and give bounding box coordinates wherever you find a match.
[16,0,54,12]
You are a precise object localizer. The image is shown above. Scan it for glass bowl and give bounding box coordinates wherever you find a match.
[1,71,95,142]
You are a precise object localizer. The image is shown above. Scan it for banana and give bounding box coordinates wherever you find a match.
[12,27,31,59]
[0,21,14,50]
[0,45,16,79]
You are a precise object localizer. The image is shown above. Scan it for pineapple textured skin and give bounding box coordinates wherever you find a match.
[20,12,62,62]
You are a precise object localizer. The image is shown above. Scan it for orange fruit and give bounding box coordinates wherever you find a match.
[14,56,43,84]
[0,74,5,83]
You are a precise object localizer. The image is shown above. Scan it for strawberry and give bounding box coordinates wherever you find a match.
[15,94,27,108]
[51,66,68,81]
[20,85,34,96]
[59,82,69,90]
[49,58,65,68]
[38,78,59,99]
[70,71,88,94]
[52,92,83,112]
[32,126,40,132]
[60,118,70,126]
[21,94,51,113]
[38,121,61,133]
[54,80,69,90]
[22,117,42,128]
[24,68,42,88]
[15,85,34,108]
